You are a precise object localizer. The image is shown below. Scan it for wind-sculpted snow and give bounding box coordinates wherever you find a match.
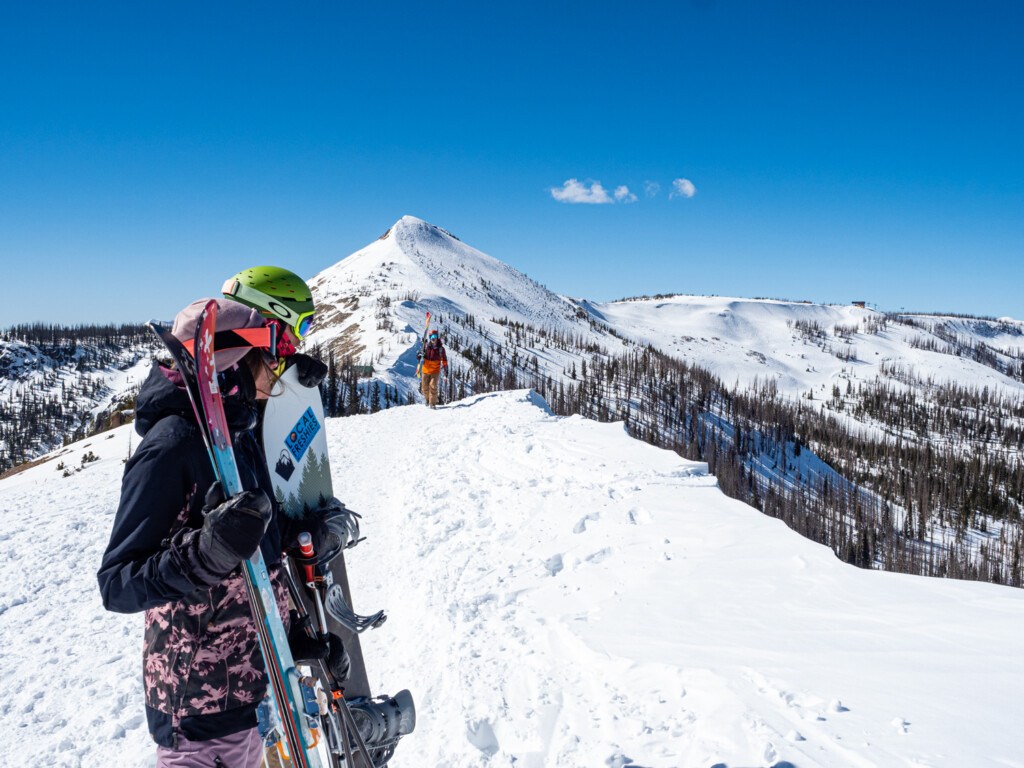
[4,392,1019,766]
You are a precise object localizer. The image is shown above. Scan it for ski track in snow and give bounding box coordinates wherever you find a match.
[2,390,1024,766]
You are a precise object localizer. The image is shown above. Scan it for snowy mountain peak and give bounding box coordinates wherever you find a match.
[381,214,462,246]
[312,214,505,296]
[303,217,616,391]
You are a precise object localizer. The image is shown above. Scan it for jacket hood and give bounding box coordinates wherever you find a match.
[134,363,194,437]
[134,361,259,438]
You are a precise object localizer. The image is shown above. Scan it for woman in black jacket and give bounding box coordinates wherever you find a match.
[98,298,291,764]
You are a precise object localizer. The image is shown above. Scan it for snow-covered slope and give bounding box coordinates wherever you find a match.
[2,392,1022,767]
[593,295,1024,403]
[6,215,1022,469]
[0,333,158,470]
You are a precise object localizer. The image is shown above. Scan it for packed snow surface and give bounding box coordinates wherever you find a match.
[2,391,1023,767]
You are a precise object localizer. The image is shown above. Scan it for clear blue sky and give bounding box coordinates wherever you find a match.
[2,1,1022,325]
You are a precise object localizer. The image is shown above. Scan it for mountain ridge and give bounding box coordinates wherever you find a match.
[299,215,1024,424]
[3,216,1023,587]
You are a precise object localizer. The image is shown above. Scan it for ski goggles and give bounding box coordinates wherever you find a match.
[266,320,296,356]
[221,278,316,340]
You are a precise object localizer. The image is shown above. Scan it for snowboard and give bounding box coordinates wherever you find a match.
[262,363,373,699]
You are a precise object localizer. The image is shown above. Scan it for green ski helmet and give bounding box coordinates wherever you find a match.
[221,266,316,340]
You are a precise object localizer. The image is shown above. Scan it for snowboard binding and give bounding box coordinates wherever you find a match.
[339,691,416,766]
[284,531,413,766]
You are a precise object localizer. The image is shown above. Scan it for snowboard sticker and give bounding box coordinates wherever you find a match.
[284,407,321,462]
[274,450,296,481]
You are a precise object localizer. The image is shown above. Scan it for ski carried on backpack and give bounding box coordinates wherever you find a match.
[150,302,324,768]
[414,311,431,378]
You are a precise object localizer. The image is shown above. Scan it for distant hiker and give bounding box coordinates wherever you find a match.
[97,278,349,766]
[417,329,448,408]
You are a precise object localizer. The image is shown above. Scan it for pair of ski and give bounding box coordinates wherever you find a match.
[151,301,393,767]
[414,312,431,379]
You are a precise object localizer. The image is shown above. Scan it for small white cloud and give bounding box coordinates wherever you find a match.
[614,185,637,203]
[670,178,697,199]
[643,181,661,198]
[550,178,614,204]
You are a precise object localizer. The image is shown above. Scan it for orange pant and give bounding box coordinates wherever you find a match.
[421,371,440,406]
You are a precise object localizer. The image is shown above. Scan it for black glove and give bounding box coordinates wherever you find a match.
[290,353,328,388]
[287,613,351,683]
[288,613,327,661]
[319,497,362,555]
[326,633,350,682]
[291,498,361,565]
[177,482,272,585]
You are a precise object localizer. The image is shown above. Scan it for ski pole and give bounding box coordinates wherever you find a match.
[287,535,380,768]
[297,532,331,636]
